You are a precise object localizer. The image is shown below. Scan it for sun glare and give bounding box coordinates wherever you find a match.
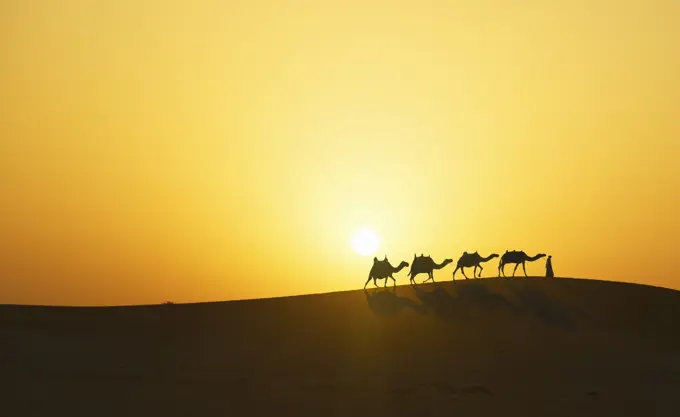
[351,228,380,256]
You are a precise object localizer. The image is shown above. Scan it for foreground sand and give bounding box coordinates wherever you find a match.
[2,277,680,416]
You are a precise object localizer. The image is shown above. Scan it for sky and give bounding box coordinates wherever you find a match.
[1,0,679,305]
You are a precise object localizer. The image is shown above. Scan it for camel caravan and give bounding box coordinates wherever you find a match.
[364,251,553,289]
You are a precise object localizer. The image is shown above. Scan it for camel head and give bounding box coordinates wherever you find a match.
[489,253,500,259]
[442,258,454,267]
[397,261,409,269]
[533,253,547,261]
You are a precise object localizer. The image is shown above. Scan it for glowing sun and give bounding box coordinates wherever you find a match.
[351,228,380,256]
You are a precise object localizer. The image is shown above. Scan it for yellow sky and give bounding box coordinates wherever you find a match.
[1,1,679,305]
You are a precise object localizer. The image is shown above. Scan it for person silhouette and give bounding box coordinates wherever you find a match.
[546,255,554,278]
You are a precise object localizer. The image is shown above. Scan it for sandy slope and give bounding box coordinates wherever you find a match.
[2,277,680,417]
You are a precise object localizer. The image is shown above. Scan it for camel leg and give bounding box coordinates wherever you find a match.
[374,278,379,287]
[384,277,388,288]
[512,263,520,277]
[473,265,478,278]
[430,272,436,282]
[452,266,459,280]
[364,276,373,289]
[522,262,528,277]
[423,272,434,283]
[389,276,396,288]
[478,265,484,277]
[499,264,504,277]
[461,267,469,279]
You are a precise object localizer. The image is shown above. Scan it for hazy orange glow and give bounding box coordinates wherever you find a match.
[1,1,679,305]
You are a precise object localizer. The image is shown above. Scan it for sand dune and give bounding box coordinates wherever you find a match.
[2,278,680,416]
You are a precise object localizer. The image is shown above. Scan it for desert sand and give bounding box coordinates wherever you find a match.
[2,277,680,416]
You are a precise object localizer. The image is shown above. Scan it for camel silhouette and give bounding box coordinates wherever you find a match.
[408,254,453,284]
[498,250,546,277]
[452,251,500,280]
[364,255,409,289]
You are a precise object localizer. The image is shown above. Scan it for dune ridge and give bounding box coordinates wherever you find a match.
[2,277,679,416]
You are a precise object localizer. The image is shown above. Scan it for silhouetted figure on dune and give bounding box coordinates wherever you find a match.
[408,254,453,284]
[452,251,500,280]
[498,250,546,277]
[546,255,554,278]
[364,255,409,289]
